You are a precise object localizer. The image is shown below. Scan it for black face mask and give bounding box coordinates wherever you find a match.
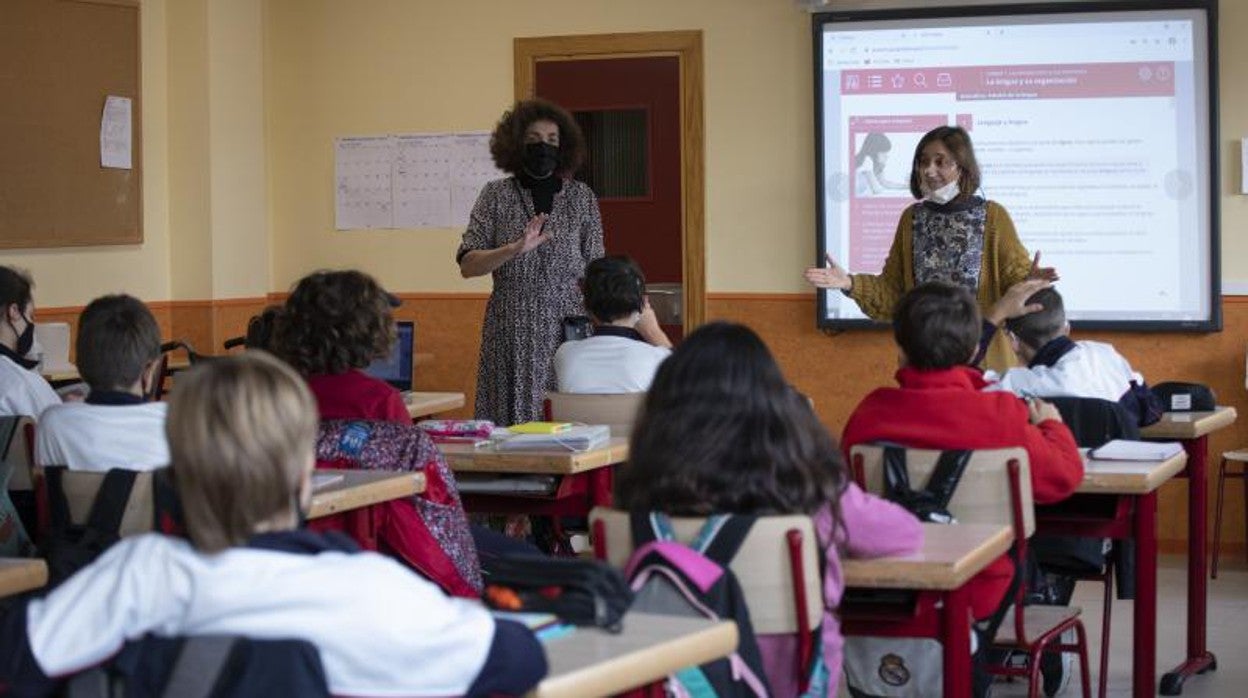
[11,313,35,356]
[523,141,560,178]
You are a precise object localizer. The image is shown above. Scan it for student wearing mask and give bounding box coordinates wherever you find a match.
[0,266,59,418]
[457,98,605,425]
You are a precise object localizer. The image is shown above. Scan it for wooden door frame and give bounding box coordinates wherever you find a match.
[515,31,705,335]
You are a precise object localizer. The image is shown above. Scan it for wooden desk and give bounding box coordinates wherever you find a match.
[1077,450,1187,495]
[405,391,465,419]
[842,523,1012,697]
[45,357,192,384]
[1140,407,1237,695]
[843,523,1013,590]
[440,438,629,475]
[441,438,630,528]
[307,469,425,520]
[1038,450,1188,698]
[0,558,47,597]
[530,613,738,698]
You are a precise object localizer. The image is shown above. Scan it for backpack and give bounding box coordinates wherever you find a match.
[844,448,974,697]
[41,467,182,587]
[313,420,481,597]
[482,554,632,630]
[625,512,771,698]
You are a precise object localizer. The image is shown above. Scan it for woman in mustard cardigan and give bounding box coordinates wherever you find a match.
[805,126,1055,370]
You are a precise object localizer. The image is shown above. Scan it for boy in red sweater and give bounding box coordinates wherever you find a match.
[842,281,1083,622]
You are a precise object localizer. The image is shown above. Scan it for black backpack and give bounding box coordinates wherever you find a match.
[625,512,770,697]
[42,468,182,587]
[881,447,972,524]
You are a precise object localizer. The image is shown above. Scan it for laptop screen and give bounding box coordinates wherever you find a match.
[364,321,414,391]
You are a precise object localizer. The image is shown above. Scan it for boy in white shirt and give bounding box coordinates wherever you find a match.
[35,295,169,471]
[0,352,545,696]
[0,266,60,418]
[554,255,672,393]
[986,285,1160,427]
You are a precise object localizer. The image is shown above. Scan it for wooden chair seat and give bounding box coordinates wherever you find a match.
[1221,449,1248,462]
[993,605,1083,645]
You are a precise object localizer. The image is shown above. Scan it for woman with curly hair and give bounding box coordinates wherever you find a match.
[615,322,921,695]
[271,270,406,423]
[457,98,604,425]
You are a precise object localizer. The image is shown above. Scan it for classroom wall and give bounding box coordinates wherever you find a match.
[10,0,1248,553]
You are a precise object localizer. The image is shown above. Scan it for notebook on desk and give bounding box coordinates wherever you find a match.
[496,424,610,452]
[1089,439,1183,461]
[364,321,414,391]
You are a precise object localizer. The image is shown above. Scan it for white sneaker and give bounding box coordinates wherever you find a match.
[1041,629,1076,696]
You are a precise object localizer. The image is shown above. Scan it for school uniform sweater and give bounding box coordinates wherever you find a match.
[306,370,409,424]
[0,348,59,419]
[35,392,168,471]
[0,530,545,697]
[986,337,1155,426]
[553,326,670,393]
[841,365,1083,620]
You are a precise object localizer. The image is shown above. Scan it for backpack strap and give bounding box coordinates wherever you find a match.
[923,449,973,510]
[85,469,139,536]
[0,417,19,462]
[45,467,74,531]
[629,511,676,548]
[882,445,913,500]
[693,514,756,567]
[161,636,239,698]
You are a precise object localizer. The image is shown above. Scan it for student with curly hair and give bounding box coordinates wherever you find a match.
[615,322,921,694]
[457,98,605,425]
[271,270,406,423]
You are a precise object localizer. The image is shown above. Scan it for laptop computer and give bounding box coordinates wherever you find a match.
[364,321,414,392]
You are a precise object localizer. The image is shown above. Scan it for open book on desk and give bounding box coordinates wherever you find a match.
[495,424,610,452]
[1089,439,1184,461]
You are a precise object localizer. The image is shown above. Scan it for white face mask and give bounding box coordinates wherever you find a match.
[925,180,960,205]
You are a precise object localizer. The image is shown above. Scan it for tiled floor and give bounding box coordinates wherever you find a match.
[993,555,1248,697]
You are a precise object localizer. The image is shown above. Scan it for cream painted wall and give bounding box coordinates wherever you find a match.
[264,0,814,294]
[3,0,172,310]
[207,0,269,299]
[265,0,1248,295]
[11,1,1246,306]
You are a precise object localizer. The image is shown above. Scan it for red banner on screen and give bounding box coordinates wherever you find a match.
[841,62,1176,100]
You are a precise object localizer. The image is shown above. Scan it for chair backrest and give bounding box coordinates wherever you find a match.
[546,392,646,438]
[36,466,160,538]
[850,445,1035,538]
[589,506,823,635]
[1045,396,1139,447]
[66,634,329,698]
[1,415,35,491]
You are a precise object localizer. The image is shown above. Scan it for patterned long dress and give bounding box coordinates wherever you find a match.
[458,177,604,425]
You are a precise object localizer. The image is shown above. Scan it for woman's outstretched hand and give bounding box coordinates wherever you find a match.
[804,253,852,291]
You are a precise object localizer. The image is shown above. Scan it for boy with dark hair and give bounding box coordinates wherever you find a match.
[986,285,1161,426]
[842,282,1083,623]
[553,254,672,393]
[35,295,168,471]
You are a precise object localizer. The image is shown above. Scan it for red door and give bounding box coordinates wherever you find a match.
[536,57,684,341]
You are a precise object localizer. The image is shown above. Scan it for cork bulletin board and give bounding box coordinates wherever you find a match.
[0,0,142,249]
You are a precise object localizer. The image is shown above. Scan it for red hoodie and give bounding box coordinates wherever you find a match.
[842,365,1083,619]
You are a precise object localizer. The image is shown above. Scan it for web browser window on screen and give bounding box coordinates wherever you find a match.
[816,7,1214,328]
